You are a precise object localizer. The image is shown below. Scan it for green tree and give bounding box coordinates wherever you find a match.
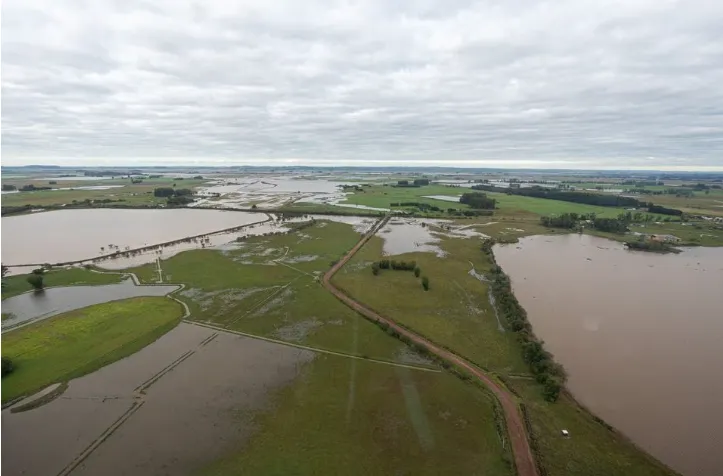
[421,276,430,291]
[372,262,380,276]
[26,273,44,290]
[414,266,421,277]
[1,357,14,377]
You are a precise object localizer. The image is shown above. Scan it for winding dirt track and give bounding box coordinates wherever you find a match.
[322,217,539,476]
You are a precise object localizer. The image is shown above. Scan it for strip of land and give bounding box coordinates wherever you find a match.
[321,216,539,476]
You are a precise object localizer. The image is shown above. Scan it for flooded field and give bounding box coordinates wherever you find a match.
[1,209,266,267]
[1,323,314,476]
[377,218,489,256]
[1,279,178,330]
[494,234,723,476]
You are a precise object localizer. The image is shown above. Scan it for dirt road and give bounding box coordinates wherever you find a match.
[322,217,539,476]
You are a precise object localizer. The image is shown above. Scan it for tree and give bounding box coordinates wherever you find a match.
[1,264,8,278]
[27,273,44,290]
[414,266,421,278]
[1,357,14,377]
[153,187,175,197]
[421,276,430,291]
[372,262,380,276]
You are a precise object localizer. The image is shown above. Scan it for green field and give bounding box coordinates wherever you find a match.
[127,221,410,362]
[335,184,680,219]
[203,354,513,476]
[1,267,125,300]
[1,296,183,402]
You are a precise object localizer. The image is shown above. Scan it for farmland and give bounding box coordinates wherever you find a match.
[1,296,184,402]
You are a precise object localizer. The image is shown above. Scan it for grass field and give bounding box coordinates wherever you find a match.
[333,232,529,374]
[1,267,125,300]
[336,184,681,219]
[202,354,514,476]
[127,221,411,362]
[1,296,183,402]
[510,379,676,476]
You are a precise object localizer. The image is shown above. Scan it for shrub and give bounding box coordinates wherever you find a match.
[26,273,44,290]
[371,262,380,275]
[421,276,430,291]
[414,266,421,277]
[1,357,14,377]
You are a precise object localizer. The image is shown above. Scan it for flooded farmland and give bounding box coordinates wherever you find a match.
[1,208,266,267]
[1,323,314,476]
[1,278,178,330]
[493,234,723,476]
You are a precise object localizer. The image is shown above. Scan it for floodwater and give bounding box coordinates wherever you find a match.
[1,322,314,476]
[1,209,266,266]
[493,234,723,476]
[377,218,489,256]
[1,279,178,331]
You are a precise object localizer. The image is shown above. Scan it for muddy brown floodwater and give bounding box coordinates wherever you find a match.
[1,208,266,266]
[493,234,723,476]
[1,322,314,476]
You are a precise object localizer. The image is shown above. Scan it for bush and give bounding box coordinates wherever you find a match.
[2,357,14,377]
[414,267,421,277]
[421,276,430,290]
[371,262,380,275]
[26,273,44,290]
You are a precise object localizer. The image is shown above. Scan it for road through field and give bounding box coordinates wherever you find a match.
[322,217,539,476]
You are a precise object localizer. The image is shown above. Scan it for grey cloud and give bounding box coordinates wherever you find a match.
[2,0,722,168]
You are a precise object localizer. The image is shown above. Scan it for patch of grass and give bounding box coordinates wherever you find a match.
[1,296,183,403]
[202,354,514,476]
[332,230,528,374]
[1,267,125,300]
[511,379,677,476]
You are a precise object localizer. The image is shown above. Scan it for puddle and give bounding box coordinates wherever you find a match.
[1,278,178,331]
[273,318,324,342]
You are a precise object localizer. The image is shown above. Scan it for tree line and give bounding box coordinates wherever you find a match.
[472,184,686,216]
[459,192,496,209]
[540,211,679,234]
[481,240,566,401]
[371,259,429,290]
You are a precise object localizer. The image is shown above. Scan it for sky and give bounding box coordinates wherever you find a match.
[2,0,722,170]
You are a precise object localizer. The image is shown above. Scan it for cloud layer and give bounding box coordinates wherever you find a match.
[3,0,722,168]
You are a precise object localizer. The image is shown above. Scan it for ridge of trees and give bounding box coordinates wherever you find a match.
[482,239,565,402]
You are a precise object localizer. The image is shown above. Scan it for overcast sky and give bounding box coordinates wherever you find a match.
[2,0,722,170]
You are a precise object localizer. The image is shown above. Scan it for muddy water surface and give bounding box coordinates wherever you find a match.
[1,323,314,476]
[1,209,266,266]
[493,234,723,476]
[1,279,178,330]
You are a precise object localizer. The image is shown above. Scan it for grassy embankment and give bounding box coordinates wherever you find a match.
[1,267,125,300]
[331,229,678,476]
[126,219,515,473]
[1,296,184,403]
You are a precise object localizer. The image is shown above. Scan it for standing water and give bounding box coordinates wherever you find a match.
[493,234,723,476]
